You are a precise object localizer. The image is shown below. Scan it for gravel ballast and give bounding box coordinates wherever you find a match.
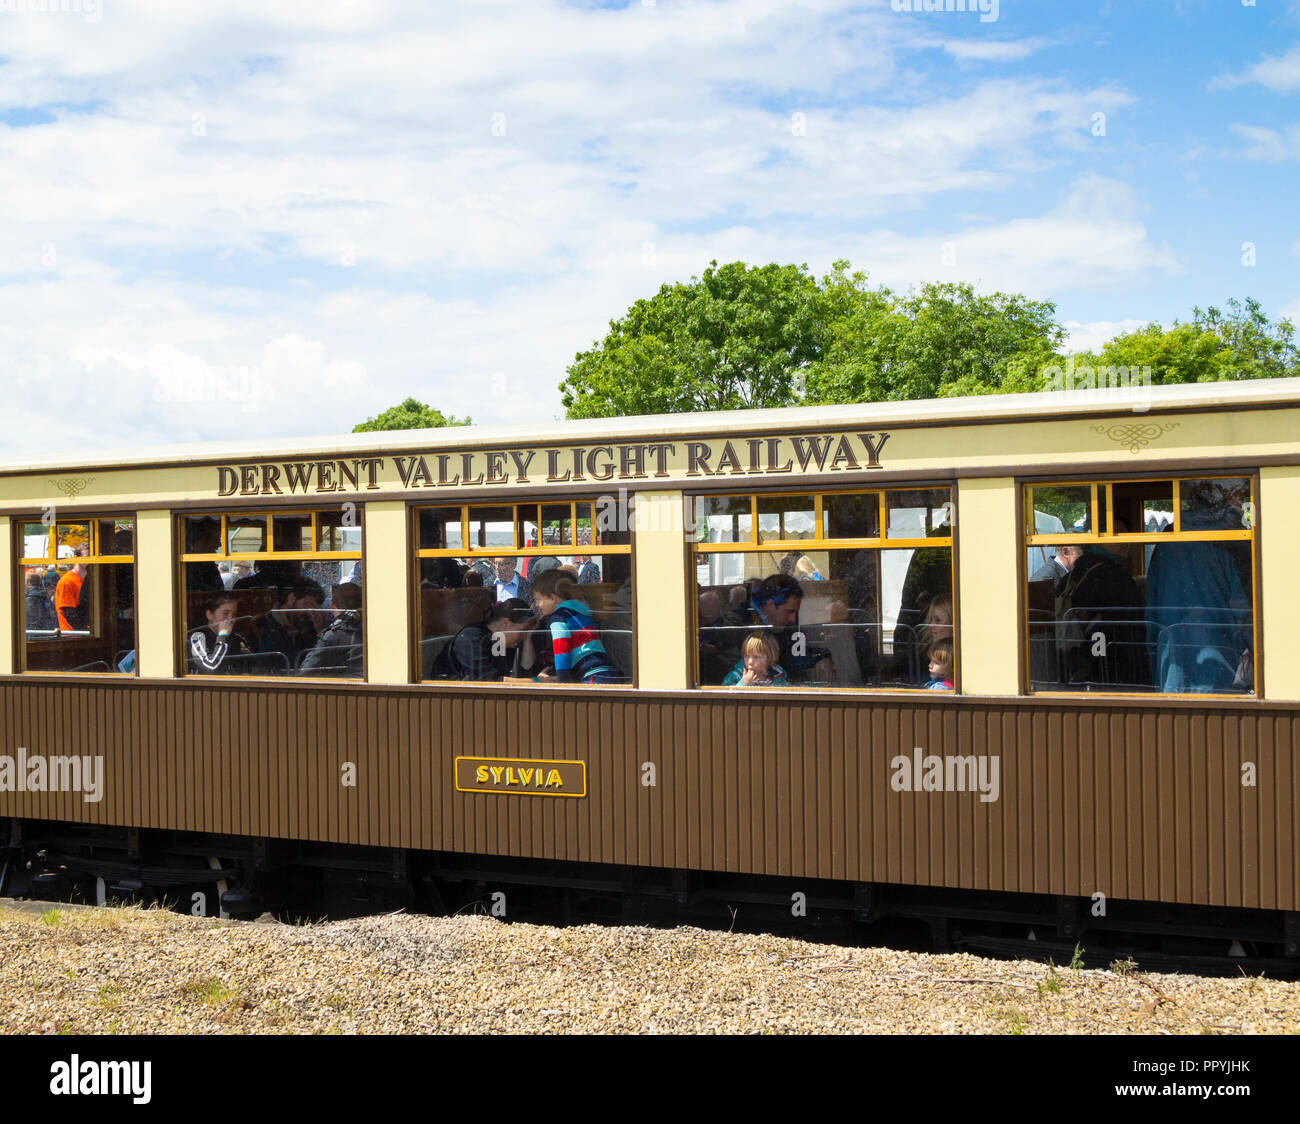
[1,903,1297,1034]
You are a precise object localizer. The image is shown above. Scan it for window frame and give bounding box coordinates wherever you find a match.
[411,499,636,687]
[176,506,365,681]
[15,512,139,676]
[1020,472,1260,698]
[688,484,957,693]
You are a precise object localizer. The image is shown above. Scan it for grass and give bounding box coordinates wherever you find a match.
[998,1008,1027,1035]
[188,976,234,1004]
[39,908,62,926]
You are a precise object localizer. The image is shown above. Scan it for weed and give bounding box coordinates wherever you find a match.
[324,994,348,1011]
[96,984,120,1010]
[1036,961,1062,997]
[1110,956,1138,976]
[998,1008,1027,1035]
[40,909,62,926]
[188,977,233,1004]
[1068,943,1086,971]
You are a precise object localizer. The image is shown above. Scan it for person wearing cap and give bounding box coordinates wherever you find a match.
[438,598,540,681]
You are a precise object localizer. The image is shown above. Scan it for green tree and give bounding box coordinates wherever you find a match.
[1091,298,1297,384]
[353,398,471,432]
[804,272,1065,403]
[560,260,827,418]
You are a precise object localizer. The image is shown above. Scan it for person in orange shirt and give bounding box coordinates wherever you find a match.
[55,548,90,632]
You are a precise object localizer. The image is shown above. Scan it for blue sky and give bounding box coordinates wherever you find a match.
[1,0,1298,452]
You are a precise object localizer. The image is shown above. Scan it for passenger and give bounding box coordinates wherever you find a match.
[919,595,954,656]
[25,570,56,631]
[698,590,744,684]
[722,630,788,687]
[748,574,834,684]
[530,569,620,684]
[575,555,601,584]
[463,569,484,587]
[924,639,956,690]
[727,585,748,612]
[490,556,530,602]
[185,517,225,593]
[437,598,539,681]
[421,557,464,589]
[233,559,301,590]
[298,582,363,677]
[188,592,254,674]
[1146,482,1252,692]
[254,579,327,672]
[1030,545,1083,585]
[794,554,825,582]
[1055,517,1144,687]
[891,523,953,683]
[55,547,90,632]
[224,560,252,589]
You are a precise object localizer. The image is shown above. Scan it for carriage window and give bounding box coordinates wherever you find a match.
[415,502,633,686]
[692,488,955,690]
[179,509,364,679]
[1024,476,1256,695]
[18,516,137,674]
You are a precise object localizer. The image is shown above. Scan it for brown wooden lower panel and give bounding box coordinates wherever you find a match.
[0,682,1295,910]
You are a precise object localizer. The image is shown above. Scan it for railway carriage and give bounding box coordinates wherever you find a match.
[2,378,1298,970]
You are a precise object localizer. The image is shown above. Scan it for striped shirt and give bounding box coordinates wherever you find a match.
[545,600,615,684]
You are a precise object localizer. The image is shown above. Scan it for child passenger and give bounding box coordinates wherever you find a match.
[722,631,789,687]
[924,639,955,690]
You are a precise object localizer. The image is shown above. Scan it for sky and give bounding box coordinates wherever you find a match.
[1,0,1298,453]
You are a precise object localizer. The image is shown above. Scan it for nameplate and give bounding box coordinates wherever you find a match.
[455,756,587,797]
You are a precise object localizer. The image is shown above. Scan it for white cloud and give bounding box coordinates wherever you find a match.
[0,0,1163,453]
[1062,318,1149,354]
[927,36,1054,62]
[829,174,1179,296]
[1210,43,1300,93]
[1230,122,1300,161]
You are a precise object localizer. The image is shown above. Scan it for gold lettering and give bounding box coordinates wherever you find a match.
[476,765,489,783]
[545,769,563,788]
[547,449,571,483]
[489,766,504,784]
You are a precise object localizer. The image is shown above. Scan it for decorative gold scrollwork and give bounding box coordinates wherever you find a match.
[47,476,96,499]
[1091,423,1180,454]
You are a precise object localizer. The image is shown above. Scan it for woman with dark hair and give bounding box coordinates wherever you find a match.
[188,592,253,674]
[529,569,621,684]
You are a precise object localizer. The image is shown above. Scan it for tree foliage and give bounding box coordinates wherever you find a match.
[353,398,471,433]
[560,261,826,417]
[561,260,1297,417]
[1091,298,1297,385]
[804,264,1064,403]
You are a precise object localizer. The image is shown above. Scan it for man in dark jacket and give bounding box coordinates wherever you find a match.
[437,598,537,680]
[298,583,363,677]
[254,578,326,673]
